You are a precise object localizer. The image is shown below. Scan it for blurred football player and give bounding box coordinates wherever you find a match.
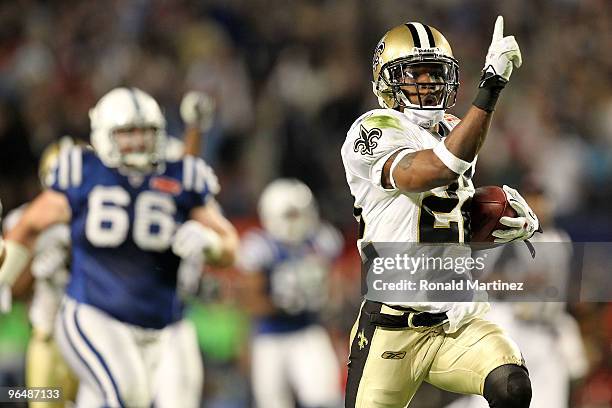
[0,87,238,408]
[341,17,539,407]
[238,179,343,408]
[0,90,215,407]
[0,137,83,408]
[445,185,588,408]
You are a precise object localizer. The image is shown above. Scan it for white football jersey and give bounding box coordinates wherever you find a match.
[341,109,488,325]
[342,108,475,246]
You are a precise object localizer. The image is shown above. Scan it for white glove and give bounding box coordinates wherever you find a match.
[0,284,11,314]
[172,220,222,260]
[482,16,522,82]
[31,245,69,279]
[180,91,216,132]
[492,185,540,243]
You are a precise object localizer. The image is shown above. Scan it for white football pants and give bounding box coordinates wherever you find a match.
[252,324,342,408]
[55,296,203,408]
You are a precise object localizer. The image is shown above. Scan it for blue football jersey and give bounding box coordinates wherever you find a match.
[50,146,219,329]
[239,224,343,334]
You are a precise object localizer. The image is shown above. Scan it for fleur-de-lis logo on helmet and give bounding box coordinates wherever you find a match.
[354,125,382,155]
[372,41,385,71]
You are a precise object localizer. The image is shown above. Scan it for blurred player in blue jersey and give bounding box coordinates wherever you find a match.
[238,179,343,408]
[0,87,239,408]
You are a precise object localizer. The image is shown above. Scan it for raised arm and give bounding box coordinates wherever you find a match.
[180,91,216,156]
[382,107,493,192]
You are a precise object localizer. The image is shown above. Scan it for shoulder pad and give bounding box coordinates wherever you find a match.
[361,110,405,131]
[443,113,461,128]
[238,229,277,273]
[182,155,220,195]
[50,145,86,190]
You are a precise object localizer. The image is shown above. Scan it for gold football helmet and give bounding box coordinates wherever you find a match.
[372,22,459,114]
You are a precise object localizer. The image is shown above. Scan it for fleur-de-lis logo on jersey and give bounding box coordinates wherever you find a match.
[357,329,369,350]
[354,125,382,155]
[373,41,385,71]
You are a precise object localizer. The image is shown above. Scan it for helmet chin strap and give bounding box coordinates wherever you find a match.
[402,108,445,129]
[396,90,445,128]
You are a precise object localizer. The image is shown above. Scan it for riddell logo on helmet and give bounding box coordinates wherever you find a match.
[415,47,438,53]
[150,176,182,195]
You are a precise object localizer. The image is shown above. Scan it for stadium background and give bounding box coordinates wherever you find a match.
[0,0,610,407]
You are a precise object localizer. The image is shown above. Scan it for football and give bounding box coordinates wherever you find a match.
[470,186,517,243]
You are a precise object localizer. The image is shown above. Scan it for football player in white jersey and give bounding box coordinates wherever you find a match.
[341,17,539,407]
[238,179,343,408]
[0,87,238,408]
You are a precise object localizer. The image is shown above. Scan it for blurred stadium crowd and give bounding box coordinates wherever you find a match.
[0,0,610,407]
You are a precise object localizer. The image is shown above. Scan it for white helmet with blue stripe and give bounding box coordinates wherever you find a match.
[258,179,320,244]
[89,87,167,172]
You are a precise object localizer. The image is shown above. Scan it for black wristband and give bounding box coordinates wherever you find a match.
[472,74,508,112]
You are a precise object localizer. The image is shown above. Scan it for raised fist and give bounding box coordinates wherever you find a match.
[180,91,216,132]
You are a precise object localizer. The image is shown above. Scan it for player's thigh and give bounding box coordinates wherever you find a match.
[251,333,294,408]
[427,317,524,396]
[55,297,150,408]
[153,319,204,408]
[287,325,341,407]
[74,381,106,408]
[27,330,78,408]
[346,301,443,408]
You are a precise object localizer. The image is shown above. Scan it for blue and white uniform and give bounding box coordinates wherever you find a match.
[52,146,215,408]
[239,223,343,408]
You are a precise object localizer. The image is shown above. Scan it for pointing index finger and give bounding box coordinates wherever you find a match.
[493,15,504,41]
